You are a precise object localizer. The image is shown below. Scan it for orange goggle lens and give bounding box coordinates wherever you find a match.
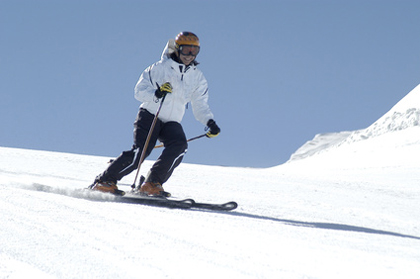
[179,45,200,56]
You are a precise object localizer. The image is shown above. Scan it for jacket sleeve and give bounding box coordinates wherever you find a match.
[134,64,159,103]
[191,71,214,126]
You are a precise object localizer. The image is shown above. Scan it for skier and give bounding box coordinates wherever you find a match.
[90,31,220,196]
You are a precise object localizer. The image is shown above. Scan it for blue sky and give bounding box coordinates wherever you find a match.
[1,0,419,168]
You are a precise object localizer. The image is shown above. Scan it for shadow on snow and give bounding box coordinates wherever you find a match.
[221,211,420,241]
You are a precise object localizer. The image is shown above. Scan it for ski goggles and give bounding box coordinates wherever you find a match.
[179,45,200,56]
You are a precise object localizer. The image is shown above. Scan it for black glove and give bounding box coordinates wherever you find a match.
[155,82,172,99]
[206,119,220,138]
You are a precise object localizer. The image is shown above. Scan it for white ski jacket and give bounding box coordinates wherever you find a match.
[134,41,214,125]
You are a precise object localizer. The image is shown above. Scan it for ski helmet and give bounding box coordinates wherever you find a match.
[175,31,200,48]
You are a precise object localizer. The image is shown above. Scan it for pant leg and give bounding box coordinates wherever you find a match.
[146,122,188,184]
[96,149,139,183]
[133,109,161,151]
[97,109,161,182]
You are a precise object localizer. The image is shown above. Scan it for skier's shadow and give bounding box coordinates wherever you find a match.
[202,210,420,240]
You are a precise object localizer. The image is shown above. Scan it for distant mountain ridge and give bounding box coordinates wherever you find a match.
[290,84,420,161]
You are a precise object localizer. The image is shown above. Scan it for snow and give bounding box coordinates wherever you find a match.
[1,84,420,278]
[290,83,420,163]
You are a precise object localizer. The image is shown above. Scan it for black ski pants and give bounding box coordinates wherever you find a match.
[97,108,188,185]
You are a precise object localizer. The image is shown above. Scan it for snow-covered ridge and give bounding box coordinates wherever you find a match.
[289,131,352,161]
[341,107,420,144]
[290,84,420,161]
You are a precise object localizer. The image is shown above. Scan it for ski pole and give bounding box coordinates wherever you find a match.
[131,89,167,189]
[153,133,207,149]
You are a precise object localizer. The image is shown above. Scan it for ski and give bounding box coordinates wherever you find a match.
[191,201,238,211]
[115,191,238,211]
[115,192,195,209]
[116,192,237,211]
[115,177,237,210]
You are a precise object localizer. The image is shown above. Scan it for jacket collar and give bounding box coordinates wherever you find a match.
[169,56,196,74]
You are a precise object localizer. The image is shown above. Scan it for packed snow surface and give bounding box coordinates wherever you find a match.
[1,84,420,278]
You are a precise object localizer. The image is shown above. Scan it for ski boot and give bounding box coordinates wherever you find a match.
[139,181,166,196]
[90,180,121,194]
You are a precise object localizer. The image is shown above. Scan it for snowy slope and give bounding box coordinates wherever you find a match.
[3,148,420,279]
[1,85,420,279]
